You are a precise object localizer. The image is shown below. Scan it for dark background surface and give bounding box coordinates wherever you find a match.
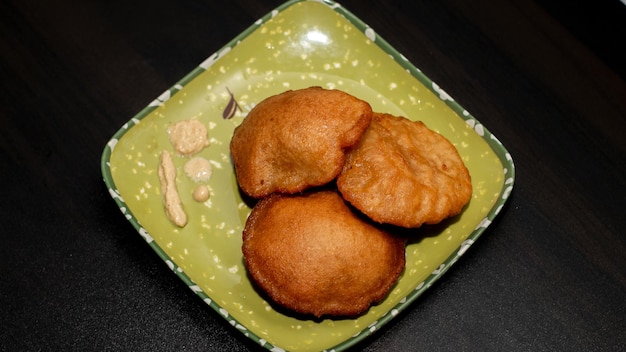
[1,0,625,351]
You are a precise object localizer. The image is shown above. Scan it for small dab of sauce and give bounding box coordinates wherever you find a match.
[168,119,210,156]
[192,185,210,202]
[183,157,213,183]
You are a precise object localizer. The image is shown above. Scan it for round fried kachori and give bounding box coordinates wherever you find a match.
[337,113,472,228]
[230,87,372,198]
[242,190,406,318]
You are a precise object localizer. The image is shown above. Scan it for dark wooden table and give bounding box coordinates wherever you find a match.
[2,0,625,351]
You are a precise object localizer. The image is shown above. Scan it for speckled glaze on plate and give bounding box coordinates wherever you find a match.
[100,0,515,351]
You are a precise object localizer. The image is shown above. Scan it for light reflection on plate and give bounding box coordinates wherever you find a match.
[101,0,514,351]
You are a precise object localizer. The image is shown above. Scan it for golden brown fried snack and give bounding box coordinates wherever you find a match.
[338,113,472,228]
[242,190,406,318]
[230,87,372,198]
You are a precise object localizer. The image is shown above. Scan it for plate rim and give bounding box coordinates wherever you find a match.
[100,0,516,350]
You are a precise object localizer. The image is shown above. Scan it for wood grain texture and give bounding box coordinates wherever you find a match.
[1,0,624,351]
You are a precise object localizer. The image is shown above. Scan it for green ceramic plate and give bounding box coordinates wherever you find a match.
[101,0,515,350]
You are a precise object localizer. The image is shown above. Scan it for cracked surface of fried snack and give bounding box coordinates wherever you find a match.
[230,87,372,198]
[338,113,472,228]
[242,190,406,318]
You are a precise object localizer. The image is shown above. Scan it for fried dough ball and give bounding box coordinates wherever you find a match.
[337,113,472,228]
[230,87,372,198]
[242,190,406,318]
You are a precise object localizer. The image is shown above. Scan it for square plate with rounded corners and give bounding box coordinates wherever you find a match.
[101,0,515,350]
